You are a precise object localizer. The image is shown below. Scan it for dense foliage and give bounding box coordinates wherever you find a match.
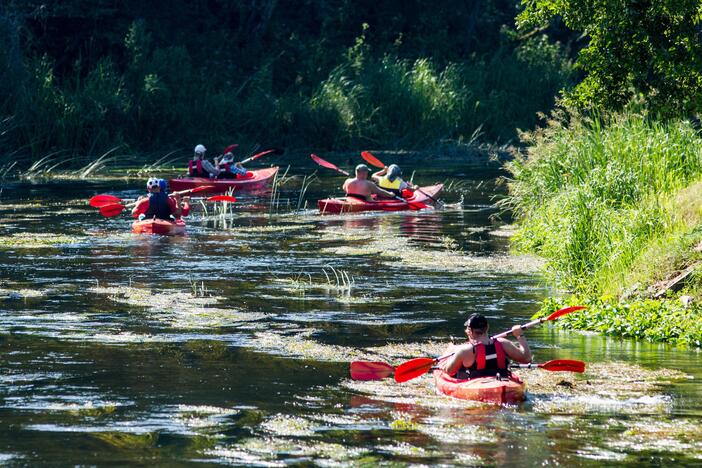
[536,296,702,348]
[505,111,702,295]
[518,0,702,115]
[0,1,574,165]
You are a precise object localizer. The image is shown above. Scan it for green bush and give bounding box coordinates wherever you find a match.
[535,296,702,348]
[1,16,574,163]
[505,111,702,294]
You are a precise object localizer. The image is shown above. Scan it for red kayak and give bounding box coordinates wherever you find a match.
[317,184,443,214]
[131,218,186,236]
[169,167,279,194]
[433,370,526,405]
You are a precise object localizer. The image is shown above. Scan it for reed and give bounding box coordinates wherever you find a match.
[0,26,573,163]
[505,110,702,296]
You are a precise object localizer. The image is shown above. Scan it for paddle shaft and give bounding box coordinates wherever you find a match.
[491,317,549,340]
[122,187,202,209]
[511,363,546,369]
[310,154,350,176]
[240,149,275,165]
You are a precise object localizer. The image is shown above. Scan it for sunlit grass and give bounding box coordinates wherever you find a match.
[274,265,356,298]
[505,111,702,298]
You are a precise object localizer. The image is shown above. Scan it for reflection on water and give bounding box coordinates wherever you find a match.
[0,164,700,465]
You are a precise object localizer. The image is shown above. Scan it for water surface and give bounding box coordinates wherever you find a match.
[0,163,700,466]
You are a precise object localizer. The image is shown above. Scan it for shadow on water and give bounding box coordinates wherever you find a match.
[0,161,700,465]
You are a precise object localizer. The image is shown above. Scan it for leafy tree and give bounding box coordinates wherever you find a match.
[518,0,702,115]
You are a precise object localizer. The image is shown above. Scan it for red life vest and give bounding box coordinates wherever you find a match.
[458,339,509,378]
[221,162,231,172]
[188,160,204,177]
[474,340,507,370]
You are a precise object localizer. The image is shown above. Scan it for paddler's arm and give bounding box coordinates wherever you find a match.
[342,178,351,192]
[440,343,474,376]
[202,159,220,176]
[180,196,191,217]
[400,180,417,192]
[371,166,388,182]
[370,184,396,199]
[169,195,183,217]
[499,326,532,364]
[131,197,148,218]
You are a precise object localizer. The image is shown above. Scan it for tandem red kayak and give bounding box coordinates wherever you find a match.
[131,218,186,236]
[317,184,443,214]
[169,167,279,194]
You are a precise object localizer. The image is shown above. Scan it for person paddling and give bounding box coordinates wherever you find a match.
[371,164,417,198]
[188,144,220,178]
[343,164,396,201]
[158,178,169,194]
[440,313,532,379]
[132,178,191,220]
[215,152,248,179]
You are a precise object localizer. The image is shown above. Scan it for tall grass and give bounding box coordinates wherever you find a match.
[504,111,702,295]
[303,35,573,149]
[0,21,573,166]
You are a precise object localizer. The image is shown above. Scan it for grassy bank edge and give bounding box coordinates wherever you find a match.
[505,110,702,348]
[533,296,702,348]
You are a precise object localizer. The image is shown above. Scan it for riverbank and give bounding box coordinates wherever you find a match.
[505,110,702,347]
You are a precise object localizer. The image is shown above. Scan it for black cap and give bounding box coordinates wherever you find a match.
[464,313,488,329]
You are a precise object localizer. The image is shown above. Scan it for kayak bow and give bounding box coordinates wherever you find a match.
[131,218,186,236]
[433,370,526,405]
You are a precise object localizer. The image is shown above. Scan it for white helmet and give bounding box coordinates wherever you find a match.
[146,177,160,190]
[194,144,207,154]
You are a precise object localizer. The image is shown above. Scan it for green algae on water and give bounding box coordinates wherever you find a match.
[88,284,267,329]
[0,233,84,248]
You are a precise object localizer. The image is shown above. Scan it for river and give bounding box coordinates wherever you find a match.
[0,161,700,465]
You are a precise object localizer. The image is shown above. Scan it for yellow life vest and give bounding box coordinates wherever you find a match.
[378,175,402,190]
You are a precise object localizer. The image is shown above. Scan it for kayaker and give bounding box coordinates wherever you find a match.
[440,313,532,379]
[158,178,168,194]
[215,152,248,179]
[132,178,191,220]
[371,164,417,198]
[343,164,396,201]
[188,144,220,178]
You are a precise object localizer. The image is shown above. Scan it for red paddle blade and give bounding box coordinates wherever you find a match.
[546,305,586,321]
[223,144,238,154]
[360,151,385,168]
[89,194,122,207]
[249,149,275,161]
[350,361,395,381]
[207,195,236,203]
[539,359,586,373]
[394,357,436,383]
[99,203,126,217]
[311,154,349,176]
